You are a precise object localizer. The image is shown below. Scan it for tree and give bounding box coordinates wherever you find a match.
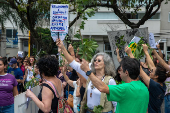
[0,0,169,54]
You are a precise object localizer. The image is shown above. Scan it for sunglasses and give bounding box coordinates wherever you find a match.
[24,61,27,62]
[30,59,34,61]
[94,59,101,62]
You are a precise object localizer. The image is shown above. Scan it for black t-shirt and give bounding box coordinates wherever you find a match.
[148,79,166,113]
[66,69,78,91]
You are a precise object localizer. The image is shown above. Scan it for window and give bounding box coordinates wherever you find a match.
[6,29,17,38]
[87,12,160,20]
[167,46,170,51]
[104,42,112,57]
[169,12,170,22]
[24,40,28,47]
[6,29,18,48]
[159,42,164,50]
[87,12,119,20]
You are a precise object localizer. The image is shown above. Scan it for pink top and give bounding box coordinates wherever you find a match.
[20,65,25,75]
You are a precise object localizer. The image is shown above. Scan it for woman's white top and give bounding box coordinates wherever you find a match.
[69,60,117,112]
[26,66,33,82]
[73,81,81,113]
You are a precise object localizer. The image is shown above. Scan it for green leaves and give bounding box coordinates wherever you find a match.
[93,105,104,113]
[78,38,98,61]
[24,77,39,90]
[116,35,126,50]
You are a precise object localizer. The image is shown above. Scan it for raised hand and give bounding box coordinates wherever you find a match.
[61,66,67,74]
[68,44,74,55]
[156,44,160,49]
[56,38,65,50]
[80,59,90,72]
[124,46,132,55]
[142,44,148,52]
[116,48,119,53]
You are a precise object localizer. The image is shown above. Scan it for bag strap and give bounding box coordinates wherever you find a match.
[67,83,70,95]
[46,81,61,98]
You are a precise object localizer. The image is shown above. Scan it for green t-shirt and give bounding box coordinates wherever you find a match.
[107,81,149,113]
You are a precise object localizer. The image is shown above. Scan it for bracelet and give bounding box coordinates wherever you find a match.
[71,54,75,56]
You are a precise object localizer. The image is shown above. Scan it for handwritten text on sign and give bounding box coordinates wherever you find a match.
[50,4,69,33]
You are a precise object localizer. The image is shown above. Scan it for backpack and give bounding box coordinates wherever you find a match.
[46,81,74,113]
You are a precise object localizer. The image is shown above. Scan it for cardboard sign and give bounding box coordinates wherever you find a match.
[14,85,41,113]
[50,4,69,42]
[51,32,67,41]
[107,28,148,68]
[18,51,23,58]
[149,33,156,48]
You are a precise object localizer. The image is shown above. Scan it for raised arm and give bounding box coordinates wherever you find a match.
[77,72,87,88]
[153,49,170,71]
[142,44,155,70]
[68,44,75,60]
[61,66,74,88]
[56,39,88,80]
[125,46,151,87]
[56,38,74,64]
[156,44,163,59]
[116,48,122,62]
[124,46,135,58]
[80,59,110,94]
[140,66,151,87]
[76,79,81,97]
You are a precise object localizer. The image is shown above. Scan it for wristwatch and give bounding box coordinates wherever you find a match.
[86,70,92,76]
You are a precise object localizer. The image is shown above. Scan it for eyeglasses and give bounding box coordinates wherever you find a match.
[94,59,101,62]
[24,61,27,62]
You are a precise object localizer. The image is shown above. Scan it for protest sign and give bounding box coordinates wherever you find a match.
[155,39,161,46]
[50,4,69,41]
[18,51,23,58]
[14,85,41,113]
[51,32,67,41]
[149,33,156,48]
[107,28,148,68]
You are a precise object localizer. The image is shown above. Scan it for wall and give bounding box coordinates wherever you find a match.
[6,48,18,57]
[160,1,170,30]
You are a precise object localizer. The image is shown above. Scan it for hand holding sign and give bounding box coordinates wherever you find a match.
[128,36,141,53]
[142,44,148,52]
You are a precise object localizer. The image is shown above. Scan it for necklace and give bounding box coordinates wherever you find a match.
[90,75,105,98]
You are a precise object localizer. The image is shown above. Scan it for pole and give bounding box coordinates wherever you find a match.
[28,30,30,57]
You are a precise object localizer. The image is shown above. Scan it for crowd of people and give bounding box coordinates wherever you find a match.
[0,38,170,113]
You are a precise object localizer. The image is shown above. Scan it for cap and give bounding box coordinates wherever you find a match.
[9,58,17,65]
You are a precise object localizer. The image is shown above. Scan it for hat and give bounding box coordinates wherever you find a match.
[9,58,17,65]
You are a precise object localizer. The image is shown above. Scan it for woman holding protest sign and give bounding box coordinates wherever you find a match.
[56,38,117,113]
